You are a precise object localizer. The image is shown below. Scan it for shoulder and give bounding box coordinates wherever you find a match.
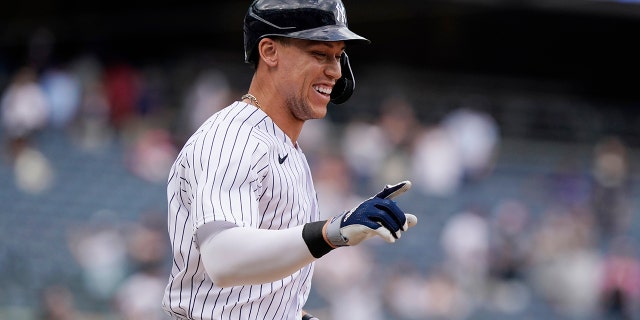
[188,102,266,143]
[211,101,268,131]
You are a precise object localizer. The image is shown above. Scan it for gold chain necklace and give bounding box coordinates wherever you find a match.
[241,93,262,109]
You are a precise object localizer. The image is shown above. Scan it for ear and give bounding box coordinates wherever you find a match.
[257,38,278,67]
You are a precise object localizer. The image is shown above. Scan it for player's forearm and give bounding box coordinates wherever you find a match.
[200,225,316,287]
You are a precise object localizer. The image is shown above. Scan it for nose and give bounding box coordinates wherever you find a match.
[326,56,342,81]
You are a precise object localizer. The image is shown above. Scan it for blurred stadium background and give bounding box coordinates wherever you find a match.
[1,0,640,319]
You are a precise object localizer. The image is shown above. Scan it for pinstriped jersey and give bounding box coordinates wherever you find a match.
[163,102,320,319]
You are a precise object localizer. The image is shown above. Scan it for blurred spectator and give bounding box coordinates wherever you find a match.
[66,54,111,151]
[181,68,231,133]
[40,67,81,129]
[374,96,420,187]
[13,145,55,194]
[69,78,114,152]
[411,125,463,196]
[113,212,170,320]
[113,271,170,320]
[69,55,104,88]
[298,116,336,163]
[486,198,533,314]
[124,212,168,274]
[599,235,640,320]
[136,66,169,117]
[103,63,140,129]
[312,245,384,320]
[384,263,470,320]
[377,96,419,149]
[528,205,602,318]
[341,119,391,194]
[488,199,531,282]
[1,66,55,193]
[440,207,490,313]
[66,210,128,302]
[383,263,430,320]
[590,136,633,243]
[38,284,92,320]
[547,154,592,209]
[411,106,500,197]
[423,266,470,320]
[442,108,499,180]
[125,128,178,183]
[1,66,50,160]
[312,152,361,220]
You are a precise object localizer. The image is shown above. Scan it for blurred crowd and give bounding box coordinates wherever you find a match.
[1,38,640,320]
[307,104,640,319]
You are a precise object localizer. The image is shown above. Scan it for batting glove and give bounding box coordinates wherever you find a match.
[325,180,418,247]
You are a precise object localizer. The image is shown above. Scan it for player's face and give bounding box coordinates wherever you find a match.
[276,39,345,121]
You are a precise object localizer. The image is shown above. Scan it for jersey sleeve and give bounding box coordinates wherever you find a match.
[190,119,268,231]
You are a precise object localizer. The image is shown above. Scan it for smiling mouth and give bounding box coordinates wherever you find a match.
[313,85,332,96]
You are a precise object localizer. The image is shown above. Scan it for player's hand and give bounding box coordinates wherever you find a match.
[324,181,418,247]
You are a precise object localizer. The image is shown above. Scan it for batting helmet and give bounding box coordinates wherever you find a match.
[243,0,370,104]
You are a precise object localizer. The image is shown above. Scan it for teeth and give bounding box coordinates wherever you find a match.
[314,86,332,95]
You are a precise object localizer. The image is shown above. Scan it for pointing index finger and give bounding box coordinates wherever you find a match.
[375,180,412,199]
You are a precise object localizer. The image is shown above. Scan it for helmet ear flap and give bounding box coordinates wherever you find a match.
[330,53,355,105]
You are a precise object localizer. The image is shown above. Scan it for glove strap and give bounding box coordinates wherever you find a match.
[302,221,335,258]
[325,213,349,247]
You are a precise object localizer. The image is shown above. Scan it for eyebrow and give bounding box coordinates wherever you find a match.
[309,41,346,51]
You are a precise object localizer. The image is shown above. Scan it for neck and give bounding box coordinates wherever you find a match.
[244,85,304,145]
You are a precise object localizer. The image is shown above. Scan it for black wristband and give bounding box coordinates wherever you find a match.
[302,220,334,258]
[302,313,318,320]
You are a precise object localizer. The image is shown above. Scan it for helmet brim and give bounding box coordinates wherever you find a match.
[267,25,370,45]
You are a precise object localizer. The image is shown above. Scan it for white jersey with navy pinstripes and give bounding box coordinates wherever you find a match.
[162,101,320,319]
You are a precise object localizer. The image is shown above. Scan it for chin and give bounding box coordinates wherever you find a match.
[305,102,328,120]
[313,105,328,119]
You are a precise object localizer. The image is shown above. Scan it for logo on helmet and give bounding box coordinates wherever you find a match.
[335,1,347,25]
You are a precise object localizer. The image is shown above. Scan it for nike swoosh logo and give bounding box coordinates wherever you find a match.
[278,154,288,164]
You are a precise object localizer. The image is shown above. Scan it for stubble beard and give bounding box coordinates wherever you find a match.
[287,95,327,121]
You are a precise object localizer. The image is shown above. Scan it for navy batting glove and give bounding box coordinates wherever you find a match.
[324,181,418,246]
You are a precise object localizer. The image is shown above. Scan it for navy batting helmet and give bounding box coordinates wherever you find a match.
[243,0,370,104]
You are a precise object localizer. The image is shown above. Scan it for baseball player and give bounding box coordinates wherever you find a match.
[162,0,418,319]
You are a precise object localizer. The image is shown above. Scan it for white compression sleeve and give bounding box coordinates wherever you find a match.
[198,224,317,287]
